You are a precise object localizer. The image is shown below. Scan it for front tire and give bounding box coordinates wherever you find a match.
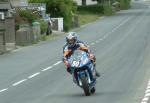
[91,87,96,94]
[81,77,90,96]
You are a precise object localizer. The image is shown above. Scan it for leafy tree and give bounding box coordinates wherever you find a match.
[29,0,77,31]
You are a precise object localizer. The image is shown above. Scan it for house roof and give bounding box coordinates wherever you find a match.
[0,2,11,10]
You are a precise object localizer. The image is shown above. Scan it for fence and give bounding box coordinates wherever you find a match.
[51,18,64,31]
[0,32,5,54]
[16,23,41,46]
[0,17,15,53]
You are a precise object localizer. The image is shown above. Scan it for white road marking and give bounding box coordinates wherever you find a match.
[142,97,149,102]
[12,79,27,86]
[141,102,147,103]
[0,16,134,93]
[145,93,150,97]
[147,86,150,89]
[141,78,150,103]
[103,36,106,39]
[0,88,8,93]
[53,61,62,66]
[148,81,150,85]
[106,17,132,36]
[145,89,150,93]
[28,72,40,79]
[99,38,103,41]
[42,66,53,72]
[91,43,95,45]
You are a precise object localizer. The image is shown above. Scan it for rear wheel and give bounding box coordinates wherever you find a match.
[81,77,90,96]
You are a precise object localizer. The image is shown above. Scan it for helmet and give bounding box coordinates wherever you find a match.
[66,32,78,47]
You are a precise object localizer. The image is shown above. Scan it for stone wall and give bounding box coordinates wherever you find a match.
[16,26,33,46]
[0,17,15,53]
[0,32,5,54]
[5,17,15,43]
[0,20,5,30]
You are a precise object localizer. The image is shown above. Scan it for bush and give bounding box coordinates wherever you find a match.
[17,9,39,23]
[29,0,79,31]
[103,3,115,16]
[38,19,48,34]
[45,0,77,31]
[78,4,114,16]
[117,0,130,10]
[77,5,104,14]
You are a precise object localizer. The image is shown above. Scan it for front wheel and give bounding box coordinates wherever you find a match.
[81,77,90,96]
[91,87,96,94]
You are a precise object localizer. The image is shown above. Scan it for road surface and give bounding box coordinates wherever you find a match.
[0,1,150,103]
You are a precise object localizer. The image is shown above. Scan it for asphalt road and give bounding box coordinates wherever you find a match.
[0,2,150,103]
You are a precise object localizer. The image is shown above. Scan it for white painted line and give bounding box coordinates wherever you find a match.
[142,97,149,102]
[141,102,147,103]
[42,66,53,72]
[147,86,150,89]
[148,81,150,85]
[99,38,103,41]
[0,88,8,93]
[91,43,95,45]
[12,79,27,86]
[145,93,150,97]
[28,72,40,79]
[106,17,131,36]
[103,36,106,39]
[89,17,132,47]
[53,61,62,66]
[145,89,150,93]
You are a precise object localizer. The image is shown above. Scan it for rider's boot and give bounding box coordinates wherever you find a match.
[93,62,100,77]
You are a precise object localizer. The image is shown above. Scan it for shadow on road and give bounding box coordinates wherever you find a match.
[47,91,103,99]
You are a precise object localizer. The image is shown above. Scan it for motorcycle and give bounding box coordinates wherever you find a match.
[68,50,97,96]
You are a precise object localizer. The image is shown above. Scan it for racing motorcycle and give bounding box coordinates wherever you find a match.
[68,50,97,96]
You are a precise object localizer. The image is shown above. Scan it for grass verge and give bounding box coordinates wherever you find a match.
[78,13,100,25]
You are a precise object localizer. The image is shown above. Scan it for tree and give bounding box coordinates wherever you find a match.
[29,0,77,31]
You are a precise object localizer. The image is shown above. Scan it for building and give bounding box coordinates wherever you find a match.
[0,0,12,19]
[10,0,28,7]
[74,0,97,5]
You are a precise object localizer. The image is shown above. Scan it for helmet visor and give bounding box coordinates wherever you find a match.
[68,38,75,45]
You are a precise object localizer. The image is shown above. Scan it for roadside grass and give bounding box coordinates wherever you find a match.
[78,13,100,25]
[41,32,65,41]
[42,14,101,41]
[45,34,62,40]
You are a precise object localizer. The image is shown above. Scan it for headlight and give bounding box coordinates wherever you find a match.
[82,58,89,65]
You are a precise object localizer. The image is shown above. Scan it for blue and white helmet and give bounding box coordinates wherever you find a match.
[66,32,78,47]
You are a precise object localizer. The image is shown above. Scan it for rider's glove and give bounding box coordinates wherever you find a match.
[64,60,71,73]
[67,67,71,73]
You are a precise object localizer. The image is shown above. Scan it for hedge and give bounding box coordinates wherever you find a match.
[77,4,104,14]
[117,0,131,10]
